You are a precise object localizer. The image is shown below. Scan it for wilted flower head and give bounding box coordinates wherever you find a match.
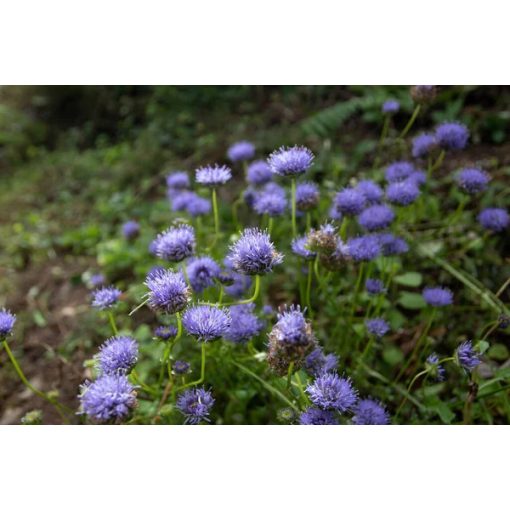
[352,399,390,425]
[173,360,190,375]
[422,287,453,307]
[478,208,509,232]
[382,99,400,114]
[253,184,287,216]
[227,141,255,162]
[304,347,339,378]
[456,168,489,194]
[355,180,383,204]
[267,145,314,176]
[0,308,16,338]
[456,341,481,371]
[377,233,409,256]
[122,220,140,240]
[154,224,195,262]
[412,133,437,159]
[97,336,138,375]
[182,305,231,342]
[365,318,390,338]
[386,180,420,206]
[154,325,178,340]
[358,204,395,232]
[186,256,221,293]
[296,182,320,210]
[166,171,190,190]
[411,85,437,104]
[195,164,232,186]
[228,228,283,276]
[91,286,122,310]
[306,373,358,412]
[300,407,339,425]
[224,304,263,344]
[426,353,446,381]
[346,235,381,262]
[307,223,338,254]
[79,374,136,423]
[145,268,190,314]
[247,160,273,185]
[176,387,214,424]
[291,236,316,260]
[385,161,415,183]
[365,278,386,295]
[435,122,469,151]
[334,187,366,216]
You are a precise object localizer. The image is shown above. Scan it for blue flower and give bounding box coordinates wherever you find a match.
[154,224,195,262]
[267,145,314,176]
[253,184,287,216]
[406,170,427,188]
[357,204,395,232]
[182,305,231,342]
[478,208,509,232]
[355,180,383,204]
[435,122,469,151]
[296,182,320,210]
[224,304,263,344]
[166,171,190,190]
[89,273,105,287]
[272,305,311,346]
[145,268,190,314]
[246,160,273,185]
[176,387,215,424]
[365,278,386,295]
[122,220,140,240]
[412,133,436,159]
[0,308,16,338]
[291,236,316,260]
[456,168,489,194]
[227,141,255,162]
[346,235,381,262]
[365,318,390,338]
[195,164,232,186]
[97,336,138,375]
[306,373,358,412]
[154,325,178,340]
[186,256,221,293]
[172,191,212,217]
[334,187,366,216]
[422,287,453,307]
[386,180,420,206]
[456,341,481,371]
[426,353,446,381]
[382,99,400,114]
[91,286,122,310]
[377,233,409,255]
[173,360,190,375]
[385,161,415,183]
[352,399,390,425]
[304,347,339,378]
[300,407,339,425]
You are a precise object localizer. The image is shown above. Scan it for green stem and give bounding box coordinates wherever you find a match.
[178,343,206,390]
[306,261,313,316]
[286,362,295,390]
[107,310,118,336]
[395,369,429,418]
[158,313,182,385]
[398,104,421,139]
[232,274,260,305]
[212,187,220,236]
[291,178,297,238]
[268,216,274,236]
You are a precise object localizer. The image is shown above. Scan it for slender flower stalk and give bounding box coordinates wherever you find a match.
[178,343,207,390]
[398,104,421,139]
[291,178,297,237]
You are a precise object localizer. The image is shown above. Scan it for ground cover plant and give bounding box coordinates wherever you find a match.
[1,85,509,425]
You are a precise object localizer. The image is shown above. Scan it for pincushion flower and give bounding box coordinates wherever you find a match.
[91,286,122,310]
[267,145,314,176]
[227,141,255,162]
[382,99,400,114]
[304,347,339,378]
[412,133,436,159]
[166,171,190,190]
[365,318,390,338]
[89,273,105,288]
[422,287,453,307]
[456,341,481,371]
[295,182,320,210]
[224,304,263,344]
[97,336,138,375]
[272,305,311,346]
[186,256,221,293]
[355,180,383,204]
[426,353,446,381]
[154,325,178,340]
[145,268,190,314]
[478,207,509,232]
[253,184,287,216]
[195,164,232,186]
[365,278,385,295]
[352,399,390,425]
[173,360,190,375]
[357,204,395,232]
[346,235,381,262]
[122,220,140,240]
[0,308,16,338]
[306,373,358,412]
[377,233,409,255]
[300,407,339,425]
[154,224,195,262]
[334,187,366,216]
[385,161,415,183]
[182,305,231,342]
[171,192,211,217]
[247,160,273,185]
[411,85,437,104]
[176,387,214,424]
[291,236,316,260]
[407,170,427,188]
[456,168,489,194]
[386,180,420,206]
[435,122,469,151]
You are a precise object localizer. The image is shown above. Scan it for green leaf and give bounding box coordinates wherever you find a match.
[394,272,423,287]
[383,346,404,366]
[433,401,455,424]
[397,291,426,310]
[488,344,509,361]
[33,310,47,327]
[476,340,490,355]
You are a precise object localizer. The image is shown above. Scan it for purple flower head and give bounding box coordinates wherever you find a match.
[422,287,453,307]
[407,170,427,188]
[154,325,178,340]
[172,191,211,217]
[176,387,214,424]
[386,180,420,206]
[224,303,263,344]
[377,233,409,256]
[304,347,339,378]
[329,204,343,221]
[352,399,390,425]
[365,278,386,295]
[89,273,105,288]
[263,305,274,316]
[79,374,136,423]
[356,180,383,205]
[358,204,395,232]
[145,268,190,314]
[169,190,193,212]
[291,236,316,260]
[227,141,255,162]
[122,220,140,240]
[97,336,138,375]
[412,133,437,159]
[173,360,190,375]
[91,286,121,310]
[186,256,221,293]
[435,122,469,151]
[346,235,381,262]
[456,341,481,371]
[478,208,509,232]
[166,171,190,190]
[228,228,283,276]
[306,373,358,412]
[385,161,415,183]
[267,145,314,177]
[247,160,273,185]
[253,185,287,217]
[154,224,195,262]
[382,99,400,114]
[456,168,489,194]
[365,318,390,338]
[0,308,16,338]
[273,305,311,345]
[300,407,339,425]
[426,353,446,381]
[296,182,320,211]
[243,187,257,207]
[334,187,366,216]
[195,164,232,187]
[182,305,231,342]
[147,265,165,280]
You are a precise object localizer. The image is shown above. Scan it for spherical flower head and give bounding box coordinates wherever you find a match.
[352,399,390,425]
[385,161,415,183]
[365,318,390,338]
[91,286,121,310]
[407,170,427,188]
[295,182,320,211]
[377,233,409,256]
[355,180,383,204]
[253,186,287,217]
[173,360,190,375]
[182,305,231,342]
[79,374,136,423]
[422,287,453,307]
[304,347,339,378]
[227,140,255,162]
[228,228,283,276]
[195,164,232,187]
[382,99,400,114]
[456,168,489,194]
[185,192,211,217]
[456,341,481,371]
[411,85,437,104]
[478,208,509,232]
[435,122,469,151]
[154,325,178,340]
[246,160,273,185]
[426,353,446,381]
[122,220,140,240]
[263,305,274,316]
[329,204,343,221]
[292,236,316,260]
[176,387,214,424]
[346,235,381,262]
[145,268,190,314]
[97,336,138,375]
[307,223,339,254]
[300,407,338,425]
[386,180,420,206]
[154,224,195,262]
[186,256,221,293]
[412,133,437,159]
[334,187,366,216]
[365,278,385,295]
[267,145,314,176]
[89,273,105,288]
[358,204,395,232]
[166,171,190,190]
[273,305,311,345]
[0,308,16,338]
[169,190,193,212]
[306,373,358,412]
[224,303,263,344]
